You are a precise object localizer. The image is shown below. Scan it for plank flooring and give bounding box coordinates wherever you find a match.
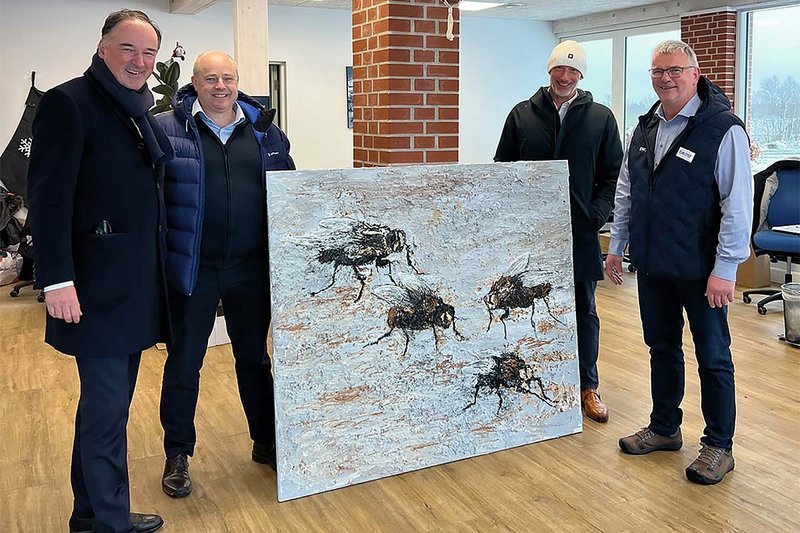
[0,274,798,532]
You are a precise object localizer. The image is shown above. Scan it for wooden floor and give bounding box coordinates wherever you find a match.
[1,275,798,532]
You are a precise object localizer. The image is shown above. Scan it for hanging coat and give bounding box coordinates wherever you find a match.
[0,77,43,201]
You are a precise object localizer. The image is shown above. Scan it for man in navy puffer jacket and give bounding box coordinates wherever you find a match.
[155,51,295,498]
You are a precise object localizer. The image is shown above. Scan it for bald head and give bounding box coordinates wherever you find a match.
[192,51,238,77]
[191,51,240,126]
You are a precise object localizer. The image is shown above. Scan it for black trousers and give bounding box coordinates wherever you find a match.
[71,352,141,533]
[160,257,275,459]
[574,279,600,390]
[637,274,736,450]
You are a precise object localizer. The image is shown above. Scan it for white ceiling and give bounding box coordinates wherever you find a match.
[237,0,669,21]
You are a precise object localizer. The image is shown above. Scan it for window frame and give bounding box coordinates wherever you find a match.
[561,21,682,142]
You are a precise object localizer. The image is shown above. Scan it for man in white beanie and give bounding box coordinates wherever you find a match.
[495,40,623,424]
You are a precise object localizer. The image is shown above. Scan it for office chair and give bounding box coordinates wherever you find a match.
[8,229,43,302]
[742,160,800,315]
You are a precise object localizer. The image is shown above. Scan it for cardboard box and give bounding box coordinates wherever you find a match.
[736,246,771,288]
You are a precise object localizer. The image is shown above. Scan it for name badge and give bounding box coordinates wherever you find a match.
[676,147,696,163]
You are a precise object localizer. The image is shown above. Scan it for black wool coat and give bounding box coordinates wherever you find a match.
[27,73,170,357]
[494,87,623,282]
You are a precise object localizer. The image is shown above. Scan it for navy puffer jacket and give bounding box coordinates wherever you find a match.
[156,84,295,295]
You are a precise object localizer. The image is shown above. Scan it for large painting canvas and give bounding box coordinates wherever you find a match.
[267,161,581,501]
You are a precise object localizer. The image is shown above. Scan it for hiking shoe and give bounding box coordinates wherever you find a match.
[685,444,735,485]
[619,427,682,455]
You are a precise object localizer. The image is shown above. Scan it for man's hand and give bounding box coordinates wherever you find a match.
[45,286,82,323]
[705,275,735,308]
[605,254,624,285]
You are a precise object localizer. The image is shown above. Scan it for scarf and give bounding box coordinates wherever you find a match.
[87,53,173,165]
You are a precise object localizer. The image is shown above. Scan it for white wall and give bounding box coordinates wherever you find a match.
[0,1,556,173]
[459,15,555,163]
[267,6,353,170]
[0,0,353,172]
[0,0,231,148]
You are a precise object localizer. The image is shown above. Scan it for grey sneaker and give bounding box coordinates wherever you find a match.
[619,427,683,455]
[685,444,735,485]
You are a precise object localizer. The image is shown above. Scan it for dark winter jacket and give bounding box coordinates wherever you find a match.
[627,77,745,280]
[156,85,295,295]
[495,88,623,281]
[27,73,170,357]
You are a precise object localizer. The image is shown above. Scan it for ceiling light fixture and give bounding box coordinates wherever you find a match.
[457,1,506,11]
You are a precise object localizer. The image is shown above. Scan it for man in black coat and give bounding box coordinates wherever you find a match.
[27,10,173,533]
[495,40,623,423]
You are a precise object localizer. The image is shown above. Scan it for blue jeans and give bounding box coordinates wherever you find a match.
[637,274,736,451]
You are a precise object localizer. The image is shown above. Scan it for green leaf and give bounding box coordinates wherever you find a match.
[164,62,180,86]
[156,62,168,76]
[152,85,173,96]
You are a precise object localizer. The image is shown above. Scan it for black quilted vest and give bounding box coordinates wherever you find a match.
[627,77,745,280]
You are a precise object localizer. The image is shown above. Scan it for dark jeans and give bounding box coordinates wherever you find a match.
[160,257,275,459]
[575,279,600,390]
[71,352,141,533]
[637,274,736,450]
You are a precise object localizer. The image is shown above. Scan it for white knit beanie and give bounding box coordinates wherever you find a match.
[547,40,587,77]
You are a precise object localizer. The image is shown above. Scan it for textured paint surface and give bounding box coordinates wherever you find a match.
[267,161,581,501]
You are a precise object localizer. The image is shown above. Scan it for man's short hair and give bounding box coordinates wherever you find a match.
[652,40,699,67]
[101,9,162,48]
[192,51,239,78]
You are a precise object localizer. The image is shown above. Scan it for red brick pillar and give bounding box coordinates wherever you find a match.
[352,0,459,167]
[681,10,737,103]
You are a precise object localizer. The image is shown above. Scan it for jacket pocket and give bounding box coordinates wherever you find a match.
[72,232,131,310]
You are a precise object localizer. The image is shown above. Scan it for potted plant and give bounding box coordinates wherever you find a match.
[151,42,186,114]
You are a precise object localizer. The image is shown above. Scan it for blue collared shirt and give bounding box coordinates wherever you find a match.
[191,99,246,144]
[609,93,753,281]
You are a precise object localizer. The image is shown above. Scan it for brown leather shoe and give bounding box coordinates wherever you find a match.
[619,427,683,455]
[581,389,609,423]
[685,444,735,485]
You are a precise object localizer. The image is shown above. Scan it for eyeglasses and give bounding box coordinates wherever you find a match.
[649,66,698,79]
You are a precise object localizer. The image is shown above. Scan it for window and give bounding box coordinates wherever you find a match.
[624,30,680,141]
[739,5,800,171]
[564,23,680,143]
[576,38,612,108]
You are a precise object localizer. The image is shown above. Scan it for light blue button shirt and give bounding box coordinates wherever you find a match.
[191,99,246,144]
[609,93,754,281]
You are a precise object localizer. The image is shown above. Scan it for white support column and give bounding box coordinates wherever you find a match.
[233,0,269,95]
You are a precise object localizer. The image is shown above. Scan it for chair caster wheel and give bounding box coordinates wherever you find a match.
[9,289,19,297]
[743,295,752,304]
[628,264,637,273]
[37,293,45,303]
[757,306,768,315]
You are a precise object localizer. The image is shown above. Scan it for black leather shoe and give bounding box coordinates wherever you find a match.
[162,454,192,498]
[252,441,277,471]
[69,512,164,533]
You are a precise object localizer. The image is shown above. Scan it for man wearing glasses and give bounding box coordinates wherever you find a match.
[156,51,295,498]
[607,40,752,485]
[495,40,624,425]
